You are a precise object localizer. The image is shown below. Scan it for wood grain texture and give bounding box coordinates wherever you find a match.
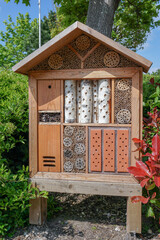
[127,197,142,233]
[86,126,89,173]
[111,79,115,123]
[29,197,47,225]
[131,71,140,166]
[29,76,38,177]
[31,178,141,197]
[33,172,138,184]
[29,68,140,80]
[38,80,61,110]
[139,69,143,161]
[12,21,152,74]
[38,125,61,172]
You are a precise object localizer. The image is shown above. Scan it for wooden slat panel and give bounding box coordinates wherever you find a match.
[131,72,140,166]
[90,129,102,172]
[33,172,138,184]
[30,67,139,80]
[103,130,115,172]
[29,197,47,225]
[117,129,129,172]
[29,76,38,177]
[38,80,61,110]
[38,125,60,172]
[32,178,141,197]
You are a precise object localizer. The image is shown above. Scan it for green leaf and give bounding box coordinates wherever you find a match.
[146,206,155,218]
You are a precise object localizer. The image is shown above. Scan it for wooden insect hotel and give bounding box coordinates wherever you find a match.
[13,22,152,233]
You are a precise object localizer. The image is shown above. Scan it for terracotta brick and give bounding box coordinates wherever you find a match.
[90,129,102,172]
[117,130,129,172]
[103,130,115,172]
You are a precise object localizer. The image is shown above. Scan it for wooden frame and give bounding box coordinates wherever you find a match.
[28,67,143,232]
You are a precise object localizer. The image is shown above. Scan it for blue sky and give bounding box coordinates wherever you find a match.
[0,0,159,73]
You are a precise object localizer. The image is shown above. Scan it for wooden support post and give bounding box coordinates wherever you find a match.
[127,197,141,233]
[29,197,47,225]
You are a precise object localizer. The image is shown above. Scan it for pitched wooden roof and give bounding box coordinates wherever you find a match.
[12,21,152,74]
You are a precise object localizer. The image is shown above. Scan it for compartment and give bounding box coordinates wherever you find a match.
[38,125,60,172]
[38,80,61,111]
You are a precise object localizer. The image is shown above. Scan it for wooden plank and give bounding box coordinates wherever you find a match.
[139,69,143,161]
[29,197,47,225]
[29,68,139,80]
[12,21,152,75]
[33,172,139,184]
[38,125,61,172]
[63,123,131,127]
[82,42,101,61]
[31,178,141,197]
[38,80,61,110]
[60,80,64,172]
[68,44,83,61]
[29,75,38,177]
[86,126,89,173]
[131,71,140,166]
[127,197,141,233]
[111,79,114,123]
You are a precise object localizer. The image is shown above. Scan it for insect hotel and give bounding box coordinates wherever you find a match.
[13,22,152,233]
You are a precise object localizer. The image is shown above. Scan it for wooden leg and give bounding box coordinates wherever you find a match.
[29,197,47,225]
[127,197,141,233]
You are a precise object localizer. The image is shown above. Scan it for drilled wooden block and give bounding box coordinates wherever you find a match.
[90,129,102,172]
[117,130,129,172]
[103,130,115,172]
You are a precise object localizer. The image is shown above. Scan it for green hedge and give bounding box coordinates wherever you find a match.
[0,70,28,170]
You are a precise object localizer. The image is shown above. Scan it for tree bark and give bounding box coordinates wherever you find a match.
[80,80,92,123]
[98,79,110,123]
[86,0,121,37]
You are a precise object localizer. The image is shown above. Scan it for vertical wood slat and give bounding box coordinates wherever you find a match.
[29,75,38,177]
[90,129,102,172]
[111,79,115,123]
[29,197,47,225]
[127,197,141,233]
[139,69,143,161]
[103,130,115,172]
[86,126,89,173]
[117,129,129,172]
[61,80,64,172]
[131,71,140,166]
[38,125,61,172]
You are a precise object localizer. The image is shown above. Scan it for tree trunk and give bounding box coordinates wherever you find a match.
[86,0,121,37]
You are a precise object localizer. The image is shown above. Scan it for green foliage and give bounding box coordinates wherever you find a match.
[4,0,30,6]
[113,0,160,51]
[47,195,62,219]
[0,164,48,237]
[0,11,56,68]
[53,0,160,50]
[0,70,28,169]
[143,70,160,116]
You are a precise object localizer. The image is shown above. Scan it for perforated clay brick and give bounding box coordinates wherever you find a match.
[117,130,129,172]
[103,130,115,172]
[90,129,102,172]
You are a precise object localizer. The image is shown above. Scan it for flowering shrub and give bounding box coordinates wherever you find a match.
[128,108,160,220]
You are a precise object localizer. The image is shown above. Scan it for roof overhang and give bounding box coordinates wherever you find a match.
[12,21,152,74]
